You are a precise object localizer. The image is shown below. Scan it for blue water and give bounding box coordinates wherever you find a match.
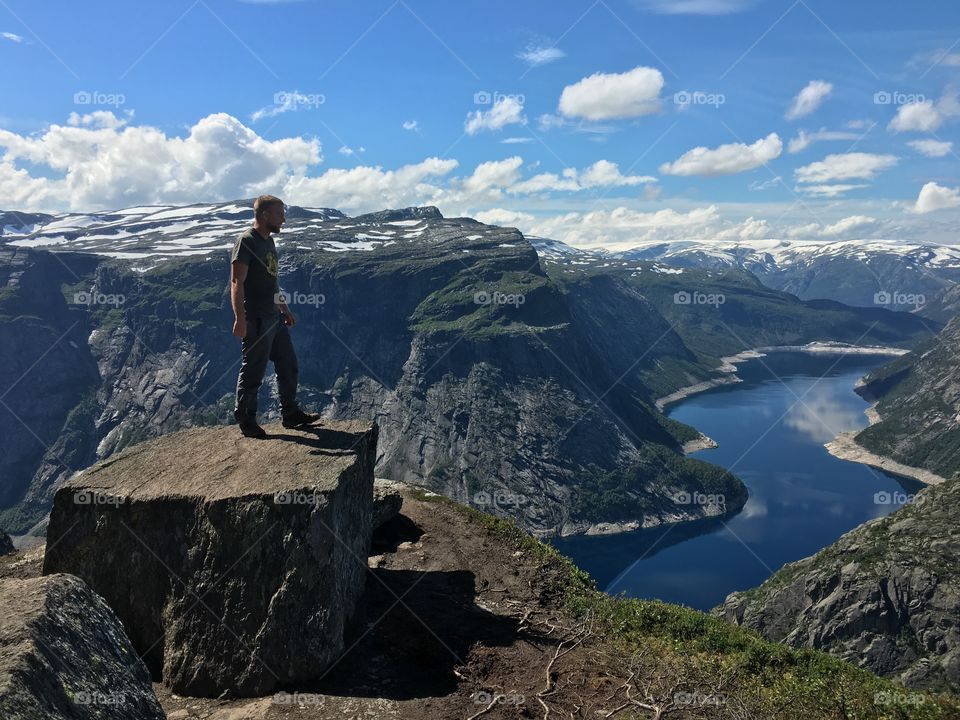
[552,351,923,612]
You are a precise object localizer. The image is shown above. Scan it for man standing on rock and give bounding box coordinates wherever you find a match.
[230,194,320,438]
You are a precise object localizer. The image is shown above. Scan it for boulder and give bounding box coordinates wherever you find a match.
[372,478,405,530]
[42,420,378,698]
[0,531,14,555]
[0,574,164,720]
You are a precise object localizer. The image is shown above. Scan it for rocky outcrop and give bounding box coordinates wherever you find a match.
[0,573,164,720]
[42,420,378,698]
[372,478,405,530]
[0,531,13,555]
[716,476,960,692]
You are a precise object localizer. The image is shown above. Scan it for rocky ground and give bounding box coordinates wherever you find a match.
[4,485,959,719]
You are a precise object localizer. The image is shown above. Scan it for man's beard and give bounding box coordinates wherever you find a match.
[268,222,281,234]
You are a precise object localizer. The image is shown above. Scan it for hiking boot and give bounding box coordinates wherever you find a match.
[238,418,267,439]
[282,408,321,429]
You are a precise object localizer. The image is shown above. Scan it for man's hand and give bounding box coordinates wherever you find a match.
[233,317,247,339]
[281,307,296,327]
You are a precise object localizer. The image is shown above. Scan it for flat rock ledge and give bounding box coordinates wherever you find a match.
[0,574,164,720]
[42,420,378,698]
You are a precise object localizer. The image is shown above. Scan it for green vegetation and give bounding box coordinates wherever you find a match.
[569,443,746,522]
[414,489,960,719]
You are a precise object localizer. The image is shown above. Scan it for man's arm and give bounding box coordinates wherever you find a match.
[231,260,248,338]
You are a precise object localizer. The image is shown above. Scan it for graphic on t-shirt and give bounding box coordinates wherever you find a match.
[265,252,278,276]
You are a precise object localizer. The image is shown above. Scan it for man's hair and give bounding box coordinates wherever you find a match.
[254,194,284,218]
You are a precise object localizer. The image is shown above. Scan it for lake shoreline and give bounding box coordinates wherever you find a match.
[656,342,909,412]
[824,403,950,486]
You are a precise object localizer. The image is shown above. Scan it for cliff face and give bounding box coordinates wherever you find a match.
[0,203,936,537]
[717,475,960,692]
[853,316,960,481]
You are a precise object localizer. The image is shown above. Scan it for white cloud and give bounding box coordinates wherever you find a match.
[820,215,877,236]
[500,137,533,144]
[517,43,565,67]
[0,111,322,212]
[558,66,664,121]
[1,31,25,43]
[473,208,536,226]
[749,176,782,191]
[659,133,782,176]
[797,184,868,197]
[907,139,953,157]
[465,95,526,135]
[251,91,325,122]
[510,160,656,194]
[402,120,420,132]
[338,145,365,156]
[888,90,960,133]
[284,157,460,212]
[794,152,898,183]
[786,81,833,120]
[461,157,525,195]
[787,127,863,153]
[889,100,943,132]
[913,181,960,214]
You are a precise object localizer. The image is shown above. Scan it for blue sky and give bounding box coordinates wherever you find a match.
[1,0,959,248]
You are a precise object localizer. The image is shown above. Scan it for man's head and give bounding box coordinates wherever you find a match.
[253,194,285,235]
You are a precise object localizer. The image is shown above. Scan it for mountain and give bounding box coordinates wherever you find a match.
[535,236,960,316]
[0,202,936,539]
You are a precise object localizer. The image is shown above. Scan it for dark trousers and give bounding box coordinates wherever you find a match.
[234,313,299,422]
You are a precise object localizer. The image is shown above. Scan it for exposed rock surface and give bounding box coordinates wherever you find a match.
[717,476,960,692]
[0,573,164,720]
[0,202,934,538]
[0,531,14,555]
[42,421,378,698]
[372,478,404,530]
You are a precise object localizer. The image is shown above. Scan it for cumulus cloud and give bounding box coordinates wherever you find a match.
[785,81,833,120]
[402,119,420,132]
[913,181,960,214]
[794,152,898,183]
[465,95,526,135]
[510,160,656,194]
[0,111,321,212]
[907,139,953,157]
[0,112,681,214]
[659,133,782,176]
[284,157,460,211]
[820,215,877,236]
[889,100,943,132]
[558,66,664,121]
[887,90,960,133]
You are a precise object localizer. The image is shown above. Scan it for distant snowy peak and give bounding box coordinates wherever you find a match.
[0,202,528,271]
[533,236,960,271]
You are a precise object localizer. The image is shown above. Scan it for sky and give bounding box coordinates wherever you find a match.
[1,0,959,249]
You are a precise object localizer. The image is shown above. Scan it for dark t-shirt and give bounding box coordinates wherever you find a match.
[231,227,279,317]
